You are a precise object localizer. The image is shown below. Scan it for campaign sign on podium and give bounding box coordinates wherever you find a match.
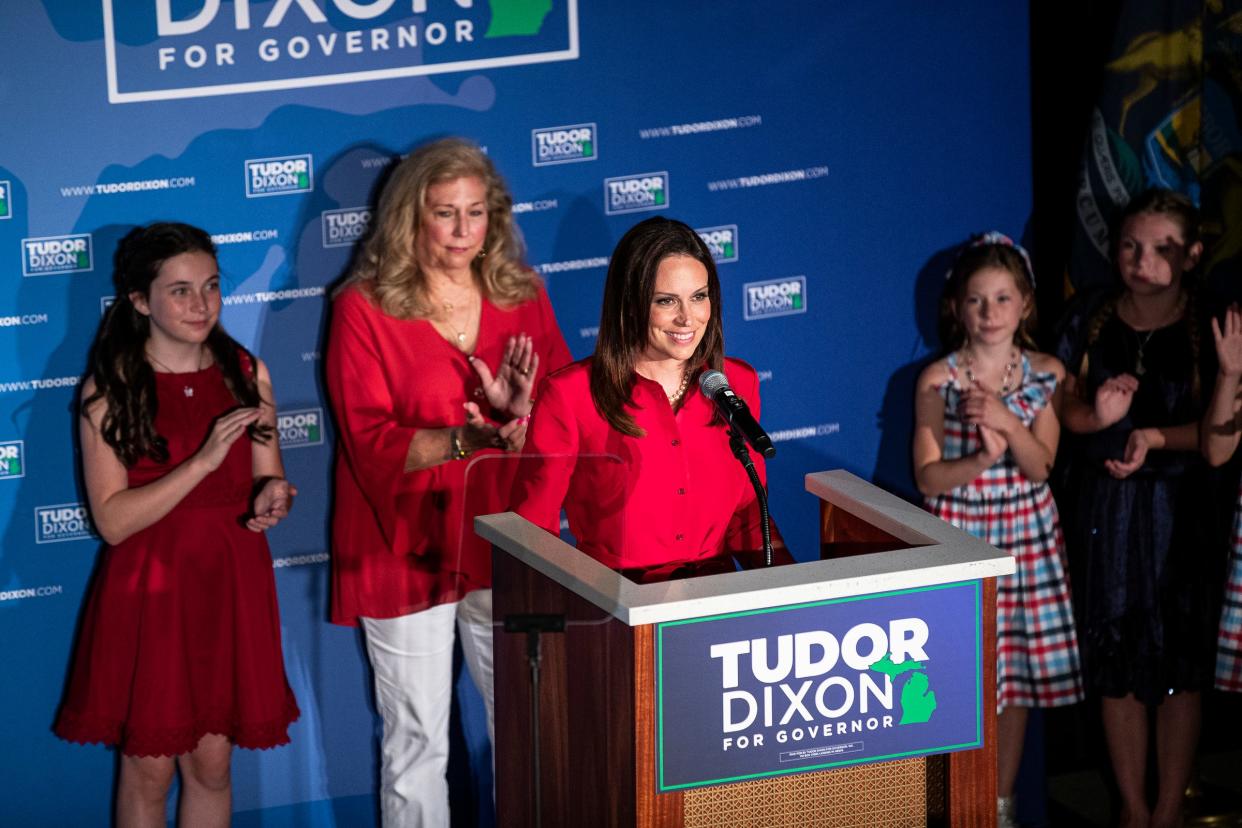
[655,580,983,791]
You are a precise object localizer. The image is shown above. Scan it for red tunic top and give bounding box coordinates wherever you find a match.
[326,283,571,625]
[510,357,774,574]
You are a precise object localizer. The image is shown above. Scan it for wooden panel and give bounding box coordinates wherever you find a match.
[634,624,685,827]
[820,500,914,559]
[945,577,998,827]
[495,547,677,827]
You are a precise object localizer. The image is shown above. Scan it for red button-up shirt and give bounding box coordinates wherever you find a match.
[326,283,571,624]
[511,357,773,572]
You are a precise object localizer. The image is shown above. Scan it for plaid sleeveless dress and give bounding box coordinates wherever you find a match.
[1217,488,1242,691]
[925,352,1084,711]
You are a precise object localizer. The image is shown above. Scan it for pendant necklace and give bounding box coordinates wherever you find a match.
[1125,293,1184,377]
[962,348,1019,395]
[1134,329,1157,376]
[439,292,476,350]
[147,349,205,397]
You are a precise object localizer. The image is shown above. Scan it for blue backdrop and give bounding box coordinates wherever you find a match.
[0,2,1032,824]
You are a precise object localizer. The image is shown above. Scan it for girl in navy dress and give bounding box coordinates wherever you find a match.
[1056,189,1214,828]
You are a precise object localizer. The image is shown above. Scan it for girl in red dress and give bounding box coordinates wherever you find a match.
[54,223,299,827]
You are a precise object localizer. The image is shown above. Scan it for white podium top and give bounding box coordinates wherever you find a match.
[474,469,1015,627]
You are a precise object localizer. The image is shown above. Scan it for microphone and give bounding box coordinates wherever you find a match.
[698,370,775,459]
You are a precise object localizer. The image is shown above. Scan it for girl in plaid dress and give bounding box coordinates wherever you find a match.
[914,234,1083,828]
[1056,190,1215,828]
[1202,303,1242,692]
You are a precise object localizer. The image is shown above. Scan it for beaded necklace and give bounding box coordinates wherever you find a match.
[961,348,1019,395]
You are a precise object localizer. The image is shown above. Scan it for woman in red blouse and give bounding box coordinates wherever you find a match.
[325,137,570,826]
[512,216,786,581]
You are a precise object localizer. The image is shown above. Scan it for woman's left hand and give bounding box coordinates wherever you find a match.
[470,333,540,417]
[1104,428,1151,479]
[463,402,528,453]
[247,477,297,532]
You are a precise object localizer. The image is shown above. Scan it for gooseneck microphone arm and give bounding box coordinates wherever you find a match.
[701,370,776,566]
[727,427,775,567]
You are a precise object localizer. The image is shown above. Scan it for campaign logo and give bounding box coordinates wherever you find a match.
[22,234,93,277]
[0,180,12,220]
[35,503,97,544]
[322,207,372,248]
[245,155,313,198]
[102,0,579,104]
[278,408,324,449]
[696,225,739,264]
[532,123,597,166]
[604,172,669,215]
[656,582,982,790]
[743,276,806,321]
[0,441,25,480]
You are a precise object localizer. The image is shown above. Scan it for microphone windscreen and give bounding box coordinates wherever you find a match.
[698,369,729,397]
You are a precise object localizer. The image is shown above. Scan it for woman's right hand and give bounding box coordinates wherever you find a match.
[196,407,261,472]
[1094,374,1138,429]
[460,402,504,455]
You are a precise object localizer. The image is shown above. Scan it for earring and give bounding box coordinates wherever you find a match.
[476,247,487,260]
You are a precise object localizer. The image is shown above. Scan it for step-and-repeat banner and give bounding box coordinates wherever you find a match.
[1,2,1031,823]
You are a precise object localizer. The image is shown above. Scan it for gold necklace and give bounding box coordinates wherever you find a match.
[961,348,1019,394]
[436,288,478,349]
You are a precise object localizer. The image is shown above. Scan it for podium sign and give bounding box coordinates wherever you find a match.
[655,581,983,791]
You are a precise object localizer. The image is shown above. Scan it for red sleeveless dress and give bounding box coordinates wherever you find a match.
[54,364,299,757]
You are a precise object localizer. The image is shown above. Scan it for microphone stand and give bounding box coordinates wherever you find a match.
[727,426,774,567]
[503,613,565,828]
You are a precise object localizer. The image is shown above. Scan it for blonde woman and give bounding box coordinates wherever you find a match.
[325,137,570,827]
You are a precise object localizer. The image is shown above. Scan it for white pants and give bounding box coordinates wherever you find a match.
[360,589,495,828]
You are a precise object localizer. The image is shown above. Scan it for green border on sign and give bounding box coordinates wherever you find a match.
[654,579,984,791]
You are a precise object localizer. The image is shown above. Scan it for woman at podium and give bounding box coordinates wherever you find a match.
[511,216,787,581]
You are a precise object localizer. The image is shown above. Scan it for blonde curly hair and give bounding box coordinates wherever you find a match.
[347,137,539,318]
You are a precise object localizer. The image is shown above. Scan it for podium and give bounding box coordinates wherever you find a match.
[476,470,1014,827]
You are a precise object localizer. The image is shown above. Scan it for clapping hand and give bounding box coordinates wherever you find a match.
[247,477,297,532]
[469,334,540,417]
[1094,374,1138,429]
[197,407,261,471]
[1213,303,1242,378]
[1104,428,1150,479]
[958,381,1017,434]
[462,401,529,454]
[977,424,1009,464]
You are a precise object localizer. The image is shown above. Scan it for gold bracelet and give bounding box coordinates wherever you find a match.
[449,428,469,461]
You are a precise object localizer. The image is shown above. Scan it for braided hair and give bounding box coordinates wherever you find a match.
[1075,188,1203,400]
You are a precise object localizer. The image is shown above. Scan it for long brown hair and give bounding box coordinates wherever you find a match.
[345,137,540,317]
[83,222,270,467]
[590,216,723,436]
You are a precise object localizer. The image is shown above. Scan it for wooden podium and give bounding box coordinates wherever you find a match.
[476,470,1014,827]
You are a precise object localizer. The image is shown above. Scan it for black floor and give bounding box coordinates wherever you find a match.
[1028,693,1242,827]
